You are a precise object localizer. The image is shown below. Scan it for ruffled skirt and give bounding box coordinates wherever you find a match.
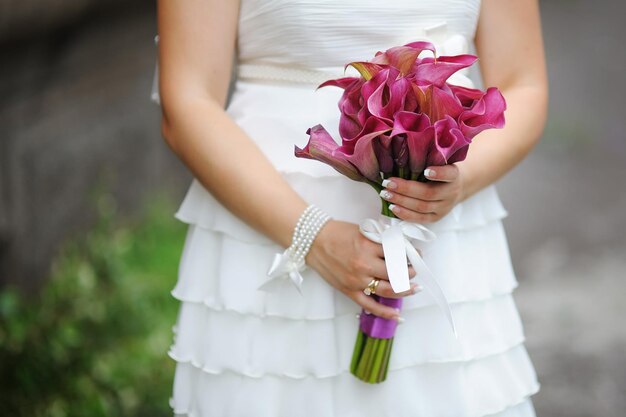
[166,80,539,416]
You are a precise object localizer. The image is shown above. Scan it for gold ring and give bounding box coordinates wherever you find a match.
[363,278,380,296]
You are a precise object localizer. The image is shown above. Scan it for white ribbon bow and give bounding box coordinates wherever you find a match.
[360,216,458,337]
[260,250,306,295]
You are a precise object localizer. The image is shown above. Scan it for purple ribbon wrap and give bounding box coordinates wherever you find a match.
[358,296,403,339]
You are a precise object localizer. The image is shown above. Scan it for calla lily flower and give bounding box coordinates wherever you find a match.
[391,111,433,174]
[365,68,410,123]
[412,54,478,86]
[341,125,391,182]
[370,41,436,75]
[427,115,470,166]
[458,87,506,138]
[295,125,364,182]
[412,82,464,122]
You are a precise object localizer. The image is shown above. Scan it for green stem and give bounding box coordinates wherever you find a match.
[364,338,380,379]
[350,330,365,374]
[380,199,398,219]
[369,339,388,383]
[380,337,394,381]
[355,336,374,378]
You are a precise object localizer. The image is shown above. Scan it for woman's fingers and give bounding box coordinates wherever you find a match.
[368,257,390,281]
[353,292,400,320]
[373,280,421,299]
[423,164,459,182]
[382,177,443,201]
[381,190,439,214]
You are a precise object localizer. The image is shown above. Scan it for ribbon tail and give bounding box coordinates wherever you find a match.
[405,243,458,338]
[381,224,411,293]
[258,252,304,295]
[289,271,304,295]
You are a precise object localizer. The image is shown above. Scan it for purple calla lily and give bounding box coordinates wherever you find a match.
[413,54,478,86]
[295,125,364,182]
[391,111,433,175]
[427,115,470,166]
[458,87,507,138]
[371,41,436,75]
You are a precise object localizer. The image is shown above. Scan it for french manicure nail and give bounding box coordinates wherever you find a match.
[424,168,436,178]
[379,189,393,200]
[389,204,398,213]
[364,310,372,315]
[397,316,405,324]
[382,179,397,189]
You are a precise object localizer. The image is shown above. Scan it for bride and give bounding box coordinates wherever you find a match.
[155,0,547,416]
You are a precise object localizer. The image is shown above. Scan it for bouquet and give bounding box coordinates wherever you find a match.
[295,41,506,383]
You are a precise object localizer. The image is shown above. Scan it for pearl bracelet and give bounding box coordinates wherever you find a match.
[262,205,331,294]
[289,205,331,266]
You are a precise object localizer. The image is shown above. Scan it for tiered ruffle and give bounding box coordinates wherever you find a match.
[168,172,539,417]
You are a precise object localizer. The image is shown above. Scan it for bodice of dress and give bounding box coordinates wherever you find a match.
[236,0,481,70]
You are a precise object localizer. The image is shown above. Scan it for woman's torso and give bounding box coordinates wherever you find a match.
[175,0,508,242]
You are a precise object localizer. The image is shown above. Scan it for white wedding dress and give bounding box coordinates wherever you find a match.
[153,1,540,416]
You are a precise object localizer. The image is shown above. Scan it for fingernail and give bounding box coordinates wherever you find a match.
[424,168,436,178]
[355,313,361,319]
[394,308,401,313]
[364,310,372,315]
[379,189,393,200]
[410,284,422,294]
[382,179,397,189]
[397,316,405,324]
[388,204,398,213]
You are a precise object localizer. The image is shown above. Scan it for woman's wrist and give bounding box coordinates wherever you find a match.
[272,204,332,274]
[288,205,331,266]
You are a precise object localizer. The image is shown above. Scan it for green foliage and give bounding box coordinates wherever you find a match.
[0,195,186,417]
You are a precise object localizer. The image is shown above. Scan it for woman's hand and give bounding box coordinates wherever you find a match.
[379,165,466,223]
[306,220,419,320]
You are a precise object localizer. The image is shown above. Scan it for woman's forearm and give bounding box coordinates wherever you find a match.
[161,96,307,248]
[458,84,548,200]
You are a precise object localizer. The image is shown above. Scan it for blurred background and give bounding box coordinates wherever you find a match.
[0,0,624,416]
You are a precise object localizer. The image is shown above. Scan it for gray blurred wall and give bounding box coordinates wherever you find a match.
[0,0,190,288]
[0,0,124,42]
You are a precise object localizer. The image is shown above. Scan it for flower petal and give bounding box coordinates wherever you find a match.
[458,87,507,138]
[391,111,434,174]
[371,41,436,75]
[296,125,365,181]
[413,54,477,86]
[340,122,392,182]
[449,84,485,108]
[346,61,385,80]
[342,115,392,149]
[391,136,409,168]
[366,69,410,122]
[337,79,366,140]
[373,135,394,175]
[318,77,360,90]
[427,116,470,166]
[412,83,464,122]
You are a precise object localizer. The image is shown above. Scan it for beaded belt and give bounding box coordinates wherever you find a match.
[237,63,355,85]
